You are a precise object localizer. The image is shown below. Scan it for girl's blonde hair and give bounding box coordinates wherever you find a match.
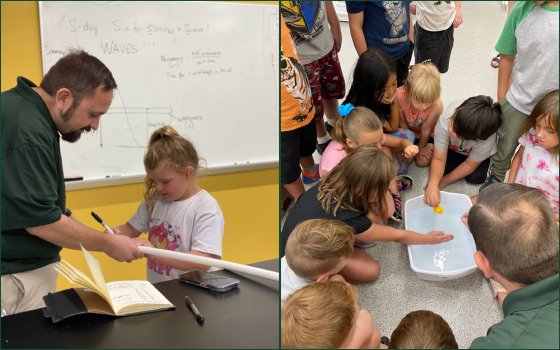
[317,145,396,218]
[405,62,441,104]
[143,126,206,214]
[281,281,358,349]
[519,89,559,157]
[331,106,383,153]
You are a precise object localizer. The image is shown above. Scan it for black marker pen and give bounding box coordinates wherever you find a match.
[91,211,115,234]
[186,296,204,323]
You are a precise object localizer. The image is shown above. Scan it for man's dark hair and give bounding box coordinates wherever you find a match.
[451,95,502,140]
[40,49,117,109]
[469,183,559,285]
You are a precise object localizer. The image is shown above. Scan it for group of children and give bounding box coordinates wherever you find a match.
[281,1,558,348]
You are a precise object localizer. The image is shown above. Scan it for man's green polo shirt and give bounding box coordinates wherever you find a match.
[470,273,559,349]
[1,77,65,275]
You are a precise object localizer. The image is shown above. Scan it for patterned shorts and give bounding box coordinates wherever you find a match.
[303,44,346,122]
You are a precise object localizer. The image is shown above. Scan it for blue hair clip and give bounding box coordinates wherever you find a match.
[338,103,355,118]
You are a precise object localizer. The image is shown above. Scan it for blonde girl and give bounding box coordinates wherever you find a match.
[397,61,444,166]
[281,145,453,283]
[319,105,419,222]
[508,90,559,221]
[109,126,225,283]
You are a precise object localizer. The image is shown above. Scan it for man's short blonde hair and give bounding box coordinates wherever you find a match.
[405,62,441,104]
[285,219,354,279]
[281,281,358,349]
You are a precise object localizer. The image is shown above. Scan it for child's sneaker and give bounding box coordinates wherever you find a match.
[301,165,320,184]
[390,192,403,222]
[380,336,390,346]
[315,139,331,156]
[479,174,503,192]
[395,174,413,190]
[354,238,376,248]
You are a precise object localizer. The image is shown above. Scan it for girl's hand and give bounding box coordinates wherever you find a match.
[418,145,433,162]
[133,237,155,259]
[403,145,419,158]
[424,185,441,207]
[461,211,469,229]
[427,231,454,244]
[381,91,397,105]
[104,227,121,235]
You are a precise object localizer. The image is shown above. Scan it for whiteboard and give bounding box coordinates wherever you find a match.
[39,1,279,181]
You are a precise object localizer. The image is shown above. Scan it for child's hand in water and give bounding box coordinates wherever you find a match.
[427,231,454,244]
[403,144,419,158]
[461,211,469,229]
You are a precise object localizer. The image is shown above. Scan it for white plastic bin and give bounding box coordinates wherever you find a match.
[404,191,477,281]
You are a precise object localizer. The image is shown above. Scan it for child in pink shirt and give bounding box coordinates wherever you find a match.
[508,90,559,221]
[397,61,444,167]
[320,104,418,222]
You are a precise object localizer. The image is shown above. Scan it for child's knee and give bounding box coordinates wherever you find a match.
[367,260,381,281]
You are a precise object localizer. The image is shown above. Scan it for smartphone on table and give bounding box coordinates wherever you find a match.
[179,269,240,292]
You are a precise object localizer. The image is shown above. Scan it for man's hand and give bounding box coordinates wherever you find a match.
[424,184,441,207]
[428,231,454,244]
[105,235,144,262]
[418,145,433,162]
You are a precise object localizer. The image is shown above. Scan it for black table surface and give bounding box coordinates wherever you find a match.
[1,259,279,349]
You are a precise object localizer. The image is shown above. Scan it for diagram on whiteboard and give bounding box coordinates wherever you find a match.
[100,107,204,148]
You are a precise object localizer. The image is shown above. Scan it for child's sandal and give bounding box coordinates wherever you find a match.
[491,54,500,68]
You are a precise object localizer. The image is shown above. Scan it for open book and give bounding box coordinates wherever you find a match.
[42,245,175,322]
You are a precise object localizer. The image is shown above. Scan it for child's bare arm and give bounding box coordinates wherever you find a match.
[439,156,480,189]
[355,223,453,245]
[348,12,368,56]
[424,147,447,207]
[110,222,142,238]
[325,1,342,52]
[507,145,525,183]
[398,106,409,129]
[417,99,442,149]
[497,54,516,102]
[383,97,401,133]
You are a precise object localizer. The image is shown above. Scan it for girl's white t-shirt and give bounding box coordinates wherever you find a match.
[129,190,225,284]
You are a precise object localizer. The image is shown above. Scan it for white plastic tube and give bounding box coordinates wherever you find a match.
[139,246,279,282]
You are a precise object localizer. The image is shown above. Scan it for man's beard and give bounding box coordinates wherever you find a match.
[59,104,92,143]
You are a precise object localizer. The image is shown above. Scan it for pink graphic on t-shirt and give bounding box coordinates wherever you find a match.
[148,221,181,251]
[536,159,550,172]
[526,153,533,162]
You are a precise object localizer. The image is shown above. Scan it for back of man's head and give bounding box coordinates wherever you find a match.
[469,183,559,285]
[41,49,117,108]
[285,219,354,280]
[281,281,357,349]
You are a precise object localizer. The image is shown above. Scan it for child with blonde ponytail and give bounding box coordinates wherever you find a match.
[108,126,225,283]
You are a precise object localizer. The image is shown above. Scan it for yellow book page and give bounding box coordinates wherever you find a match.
[57,262,99,292]
[80,244,114,310]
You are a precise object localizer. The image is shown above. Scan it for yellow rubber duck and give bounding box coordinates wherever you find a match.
[433,205,444,214]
